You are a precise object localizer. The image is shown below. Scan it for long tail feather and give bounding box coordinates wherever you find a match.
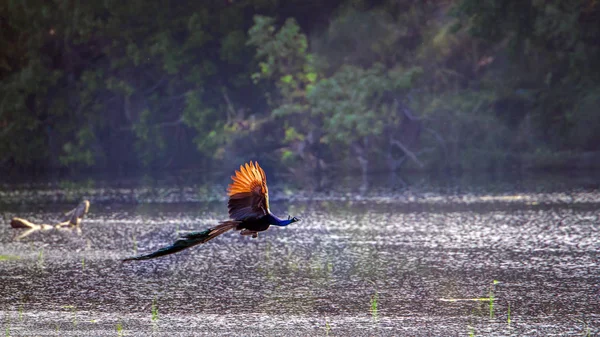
[122,221,238,262]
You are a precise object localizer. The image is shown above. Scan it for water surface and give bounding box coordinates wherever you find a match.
[1,171,599,336]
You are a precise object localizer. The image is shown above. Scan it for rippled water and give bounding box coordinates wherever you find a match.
[0,171,599,336]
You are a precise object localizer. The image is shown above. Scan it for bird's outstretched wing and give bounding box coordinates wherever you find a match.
[227,161,269,220]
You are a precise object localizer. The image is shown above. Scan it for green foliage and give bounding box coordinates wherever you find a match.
[1,0,598,173]
[248,15,318,104]
[220,30,247,64]
[181,91,226,158]
[59,127,96,167]
[249,12,425,169]
[0,1,273,171]
[309,64,391,142]
[151,297,159,322]
[132,109,167,166]
[452,0,600,153]
[116,321,123,336]
[0,255,20,261]
[567,87,600,150]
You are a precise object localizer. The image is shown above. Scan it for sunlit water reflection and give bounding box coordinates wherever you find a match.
[0,171,599,336]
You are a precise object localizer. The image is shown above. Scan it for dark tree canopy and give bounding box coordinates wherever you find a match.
[1,0,599,175]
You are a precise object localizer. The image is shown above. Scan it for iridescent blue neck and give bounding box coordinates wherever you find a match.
[265,213,294,226]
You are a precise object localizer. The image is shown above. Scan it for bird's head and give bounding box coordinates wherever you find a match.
[287,215,300,223]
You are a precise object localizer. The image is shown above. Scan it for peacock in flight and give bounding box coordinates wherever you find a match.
[123,161,300,261]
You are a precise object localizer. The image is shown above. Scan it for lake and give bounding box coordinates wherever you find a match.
[0,171,599,336]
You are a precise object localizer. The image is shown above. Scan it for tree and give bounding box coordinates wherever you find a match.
[248,14,424,174]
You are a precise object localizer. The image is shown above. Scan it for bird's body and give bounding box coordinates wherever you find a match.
[123,161,299,262]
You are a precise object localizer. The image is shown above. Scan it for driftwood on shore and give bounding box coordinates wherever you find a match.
[10,200,90,240]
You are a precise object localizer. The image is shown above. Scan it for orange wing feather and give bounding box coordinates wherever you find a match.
[227,161,268,197]
[227,161,270,219]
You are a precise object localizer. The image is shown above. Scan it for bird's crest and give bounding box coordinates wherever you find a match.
[227,161,270,220]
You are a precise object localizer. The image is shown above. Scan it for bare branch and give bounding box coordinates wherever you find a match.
[157,117,184,128]
[118,117,184,132]
[424,127,448,160]
[221,87,236,124]
[395,98,421,121]
[144,75,167,95]
[390,138,424,168]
